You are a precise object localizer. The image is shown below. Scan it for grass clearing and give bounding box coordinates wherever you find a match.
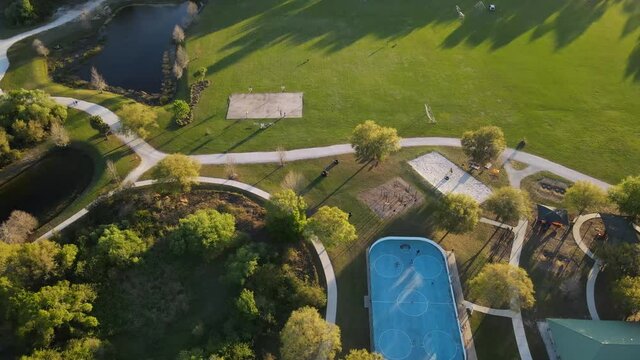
[2,0,640,184]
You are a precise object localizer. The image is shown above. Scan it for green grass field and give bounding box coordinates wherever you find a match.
[159,0,640,184]
[3,0,640,183]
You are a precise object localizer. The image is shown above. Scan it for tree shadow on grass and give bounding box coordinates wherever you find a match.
[187,0,637,77]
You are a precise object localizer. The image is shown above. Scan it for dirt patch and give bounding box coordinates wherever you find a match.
[358,177,423,219]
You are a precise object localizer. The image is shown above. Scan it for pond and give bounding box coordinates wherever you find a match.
[0,147,94,225]
[78,2,190,94]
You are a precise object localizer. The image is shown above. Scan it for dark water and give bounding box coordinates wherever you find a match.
[79,3,189,93]
[0,147,94,224]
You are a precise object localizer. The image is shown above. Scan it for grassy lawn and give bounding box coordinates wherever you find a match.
[198,148,517,357]
[2,0,640,184]
[34,108,140,237]
[470,312,519,360]
[155,0,639,184]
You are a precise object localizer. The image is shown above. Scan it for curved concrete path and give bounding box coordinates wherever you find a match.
[573,213,602,320]
[39,177,338,324]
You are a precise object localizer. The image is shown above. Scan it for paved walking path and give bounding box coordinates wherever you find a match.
[503,162,541,189]
[572,213,602,320]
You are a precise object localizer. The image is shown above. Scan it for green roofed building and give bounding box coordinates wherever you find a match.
[547,318,640,360]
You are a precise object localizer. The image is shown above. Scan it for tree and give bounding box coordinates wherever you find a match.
[31,39,49,57]
[565,181,608,215]
[21,337,103,360]
[106,160,120,183]
[613,276,640,322]
[173,62,184,79]
[461,126,506,165]
[276,145,287,167]
[96,225,147,267]
[609,175,640,220]
[173,24,185,43]
[235,288,259,320]
[0,210,38,244]
[485,187,532,223]
[0,127,17,166]
[266,189,308,242]
[9,280,98,348]
[597,243,640,278]
[281,170,306,193]
[222,245,260,286]
[4,240,77,288]
[90,66,107,92]
[435,193,480,235]
[195,67,206,81]
[469,263,535,310]
[305,206,357,247]
[89,115,111,137]
[5,0,37,26]
[216,342,254,360]
[12,119,46,144]
[153,154,201,191]
[169,209,236,257]
[176,45,189,69]
[350,120,400,163]
[0,89,67,130]
[171,100,190,126]
[118,103,158,139]
[49,122,70,147]
[344,349,384,360]
[280,306,341,360]
[187,1,199,18]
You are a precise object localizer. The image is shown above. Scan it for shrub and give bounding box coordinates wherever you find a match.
[169,209,236,258]
[266,190,307,242]
[171,100,191,126]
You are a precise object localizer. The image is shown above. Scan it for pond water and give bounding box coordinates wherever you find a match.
[78,3,190,94]
[0,147,94,224]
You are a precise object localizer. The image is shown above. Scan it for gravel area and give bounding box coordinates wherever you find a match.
[408,152,492,203]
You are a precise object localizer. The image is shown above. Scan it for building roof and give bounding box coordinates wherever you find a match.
[536,204,570,226]
[547,318,640,360]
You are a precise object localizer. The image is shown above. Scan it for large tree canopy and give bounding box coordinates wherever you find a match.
[280,306,341,360]
[485,187,532,223]
[96,225,148,268]
[608,175,640,220]
[305,206,357,247]
[153,154,201,191]
[436,193,481,234]
[2,240,77,289]
[350,120,401,163]
[2,280,98,348]
[118,103,158,139]
[169,209,236,257]
[266,190,308,242]
[460,126,506,165]
[0,89,67,149]
[613,276,640,322]
[564,180,608,215]
[468,263,535,310]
